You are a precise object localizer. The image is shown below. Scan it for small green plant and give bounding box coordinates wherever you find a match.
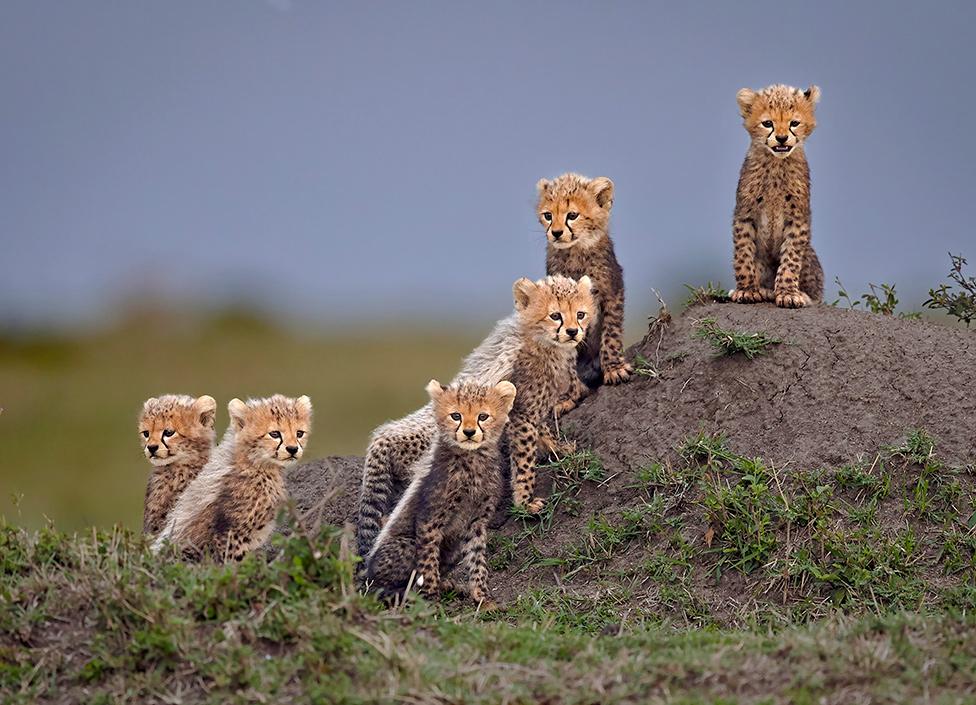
[632,353,659,378]
[694,318,782,359]
[684,282,731,307]
[702,461,783,575]
[834,277,921,319]
[925,253,976,327]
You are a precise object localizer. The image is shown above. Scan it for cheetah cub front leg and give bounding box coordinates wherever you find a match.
[600,289,634,384]
[730,218,774,304]
[773,226,813,309]
[510,421,545,514]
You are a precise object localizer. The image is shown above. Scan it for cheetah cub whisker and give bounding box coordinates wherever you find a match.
[138,394,217,538]
[366,379,516,606]
[730,84,825,309]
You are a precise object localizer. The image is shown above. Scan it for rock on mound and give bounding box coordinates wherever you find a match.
[289,303,976,625]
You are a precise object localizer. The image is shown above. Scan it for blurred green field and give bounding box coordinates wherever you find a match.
[0,310,481,530]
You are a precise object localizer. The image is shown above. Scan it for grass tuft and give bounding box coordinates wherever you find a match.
[684,282,731,308]
[694,317,782,359]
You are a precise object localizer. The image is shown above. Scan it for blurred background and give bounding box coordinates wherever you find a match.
[2,1,974,529]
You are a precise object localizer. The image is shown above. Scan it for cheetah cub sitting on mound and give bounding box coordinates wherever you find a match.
[153,394,312,561]
[357,312,523,558]
[731,84,825,308]
[508,275,595,513]
[138,394,217,538]
[366,380,516,605]
[537,173,632,410]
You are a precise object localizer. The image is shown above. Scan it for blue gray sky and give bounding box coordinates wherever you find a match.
[2,1,974,330]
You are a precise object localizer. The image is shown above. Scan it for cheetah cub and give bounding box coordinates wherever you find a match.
[537,173,632,410]
[357,312,523,558]
[731,84,825,308]
[153,394,312,561]
[366,380,516,605]
[138,394,216,538]
[508,275,595,513]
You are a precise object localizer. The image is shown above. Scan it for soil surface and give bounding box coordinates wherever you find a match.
[287,302,976,620]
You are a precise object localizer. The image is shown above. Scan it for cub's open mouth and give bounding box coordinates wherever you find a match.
[772,145,792,153]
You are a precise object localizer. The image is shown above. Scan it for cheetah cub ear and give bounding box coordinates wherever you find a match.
[736,88,757,118]
[578,275,594,295]
[227,398,248,431]
[192,395,217,429]
[493,381,517,413]
[804,85,821,104]
[425,379,448,401]
[295,395,313,418]
[588,177,614,210]
[512,277,537,311]
[536,178,552,195]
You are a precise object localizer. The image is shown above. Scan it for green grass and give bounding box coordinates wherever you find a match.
[694,317,783,359]
[684,282,731,308]
[925,252,976,327]
[4,519,976,703]
[509,430,976,632]
[0,311,480,530]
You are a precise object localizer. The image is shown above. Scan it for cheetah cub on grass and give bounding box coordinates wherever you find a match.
[138,394,216,538]
[153,394,312,562]
[507,275,595,513]
[537,173,632,412]
[366,380,516,605]
[731,84,825,308]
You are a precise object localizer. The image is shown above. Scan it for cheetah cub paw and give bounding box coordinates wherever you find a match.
[775,291,812,309]
[730,288,774,304]
[553,397,578,416]
[525,497,545,514]
[539,434,577,459]
[603,362,634,385]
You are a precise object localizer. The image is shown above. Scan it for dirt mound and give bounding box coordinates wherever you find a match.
[289,303,976,624]
[286,456,361,529]
[568,301,976,474]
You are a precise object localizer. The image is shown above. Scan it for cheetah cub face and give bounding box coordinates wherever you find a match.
[426,380,517,450]
[737,84,820,159]
[228,394,313,467]
[536,173,614,250]
[513,275,596,348]
[139,395,216,466]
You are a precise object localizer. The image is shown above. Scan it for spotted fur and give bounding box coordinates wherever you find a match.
[731,84,824,308]
[138,394,216,538]
[537,173,632,400]
[153,395,312,561]
[356,314,523,558]
[366,380,516,605]
[507,275,595,513]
